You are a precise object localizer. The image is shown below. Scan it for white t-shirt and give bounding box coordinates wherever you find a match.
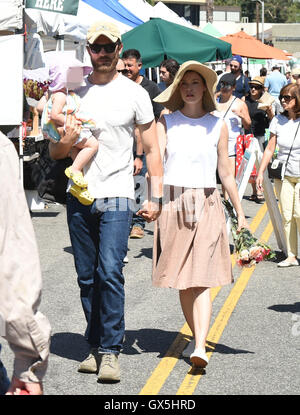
[270,114,300,177]
[163,111,223,188]
[214,97,241,157]
[75,74,154,199]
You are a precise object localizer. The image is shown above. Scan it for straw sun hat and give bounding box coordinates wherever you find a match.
[154,60,218,112]
[249,76,265,88]
[292,67,300,76]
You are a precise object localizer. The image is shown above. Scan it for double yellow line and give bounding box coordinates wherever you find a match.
[140,202,272,395]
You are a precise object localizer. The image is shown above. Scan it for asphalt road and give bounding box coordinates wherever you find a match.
[1,183,299,400]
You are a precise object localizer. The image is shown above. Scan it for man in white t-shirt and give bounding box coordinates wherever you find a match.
[49,21,163,384]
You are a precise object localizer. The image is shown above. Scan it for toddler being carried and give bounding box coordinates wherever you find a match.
[41,54,98,205]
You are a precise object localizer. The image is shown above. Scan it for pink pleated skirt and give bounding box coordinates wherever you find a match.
[152,186,233,289]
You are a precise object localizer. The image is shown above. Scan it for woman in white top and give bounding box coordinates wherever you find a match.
[216,73,251,200]
[257,83,300,267]
[152,61,248,368]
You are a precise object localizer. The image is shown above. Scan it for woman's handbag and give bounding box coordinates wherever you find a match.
[267,159,286,180]
[267,121,300,180]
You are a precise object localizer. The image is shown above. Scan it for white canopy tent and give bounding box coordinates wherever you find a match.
[0,0,23,31]
[118,0,153,22]
[152,1,200,31]
[24,1,135,43]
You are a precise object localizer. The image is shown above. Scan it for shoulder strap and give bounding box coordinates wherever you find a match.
[223,97,237,120]
[286,121,300,166]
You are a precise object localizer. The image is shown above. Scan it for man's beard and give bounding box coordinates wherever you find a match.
[91,53,119,73]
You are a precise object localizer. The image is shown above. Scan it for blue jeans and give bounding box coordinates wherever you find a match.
[0,345,10,395]
[66,195,133,354]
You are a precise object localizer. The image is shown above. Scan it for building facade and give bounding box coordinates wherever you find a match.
[155,1,241,26]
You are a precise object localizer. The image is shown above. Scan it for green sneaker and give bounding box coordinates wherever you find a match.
[97,353,120,383]
[78,348,100,373]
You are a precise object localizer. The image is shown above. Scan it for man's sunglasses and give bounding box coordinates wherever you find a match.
[88,42,119,54]
[279,94,295,103]
[117,69,129,75]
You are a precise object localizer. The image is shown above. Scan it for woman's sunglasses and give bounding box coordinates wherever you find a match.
[88,42,118,54]
[250,85,262,90]
[279,94,295,103]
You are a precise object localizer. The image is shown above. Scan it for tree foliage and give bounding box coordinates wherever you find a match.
[214,0,300,23]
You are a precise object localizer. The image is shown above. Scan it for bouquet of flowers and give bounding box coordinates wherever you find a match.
[23,78,51,102]
[223,200,275,267]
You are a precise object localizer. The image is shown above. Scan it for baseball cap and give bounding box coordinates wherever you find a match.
[87,21,121,44]
[219,72,236,86]
[231,55,243,66]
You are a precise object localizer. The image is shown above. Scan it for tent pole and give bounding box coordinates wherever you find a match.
[18,124,23,184]
[55,35,65,52]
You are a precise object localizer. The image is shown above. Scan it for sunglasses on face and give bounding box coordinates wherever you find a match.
[117,69,129,75]
[220,82,232,90]
[230,64,239,69]
[88,42,118,54]
[250,85,262,90]
[279,94,295,103]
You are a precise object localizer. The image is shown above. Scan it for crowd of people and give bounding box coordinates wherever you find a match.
[1,20,300,394]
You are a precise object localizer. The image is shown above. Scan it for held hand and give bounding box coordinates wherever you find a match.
[133,158,143,176]
[237,214,249,233]
[256,173,264,193]
[265,105,274,118]
[6,376,43,395]
[137,200,162,223]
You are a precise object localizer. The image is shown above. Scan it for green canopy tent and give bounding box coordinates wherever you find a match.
[122,18,232,68]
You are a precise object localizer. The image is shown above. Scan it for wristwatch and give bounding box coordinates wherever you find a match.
[151,197,163,205]
[135,154,144,160]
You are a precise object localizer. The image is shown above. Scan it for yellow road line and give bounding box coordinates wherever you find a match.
[176,219,273,395]
[139,202,268,395]
[210,202,268,301]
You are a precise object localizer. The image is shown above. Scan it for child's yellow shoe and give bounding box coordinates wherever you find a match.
[69,184,94,206]
[65,166,88,188]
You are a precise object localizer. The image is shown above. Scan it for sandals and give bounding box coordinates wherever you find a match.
[69,184,94,206]
[249,194,265,202]
[249,194,257,201]
[256,194,265,202]
[65,166,88,188]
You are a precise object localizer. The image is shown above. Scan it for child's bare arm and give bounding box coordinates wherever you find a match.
[50,91,67,126]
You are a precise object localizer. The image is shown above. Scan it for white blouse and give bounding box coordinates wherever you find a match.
[163,110,223,188]
[270,114,300,177]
